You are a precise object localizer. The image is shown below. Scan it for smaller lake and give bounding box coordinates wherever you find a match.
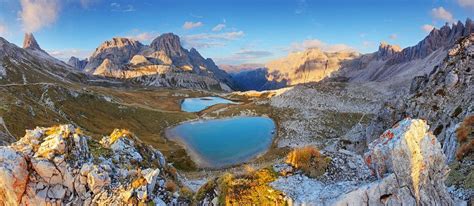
[166,117,275,168]
[181,96,237,112]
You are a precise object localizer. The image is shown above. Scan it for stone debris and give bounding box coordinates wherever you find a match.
[0,124,185,205]
[271,119,457,206]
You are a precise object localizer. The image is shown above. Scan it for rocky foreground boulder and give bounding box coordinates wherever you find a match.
[336,118,453,205]
[0,125,185,205]
[271,118,458,205]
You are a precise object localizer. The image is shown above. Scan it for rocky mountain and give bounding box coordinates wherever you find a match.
[82,33,234,91]
[0,34,90,85]
[341,33,474,200]
[375,42,401,60]
[0,125,187,205]
[389,19,473,64]
[336,18,474,93]
[245,19,473,93]
[265,48,359,86]
[67,56,88,70]
[23,33,46,53]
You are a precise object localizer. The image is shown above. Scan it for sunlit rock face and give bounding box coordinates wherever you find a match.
[0,125,184,205]
[265,48,359,86]
[352,119,453,205]
[269,118,453,205]
[375,42,401,60]
[82,33,234,91]
[23,33,46,53]
[329,18,474,93]
[84,37,144,73]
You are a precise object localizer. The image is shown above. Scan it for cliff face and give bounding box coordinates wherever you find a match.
[83,33,234,91]
[388,19,473,64]
[265,48,359,86]
[67,57,88,70]
[336,19,474,92]
[0,125,187,205]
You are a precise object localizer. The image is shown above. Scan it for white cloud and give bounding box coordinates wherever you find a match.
[421,24,435,33]
[389,34,398,40]
[19,0,60,32]
[458,0,474,9]
[431,7,455,23]
[288,39,355,53]
[362,41,375,48]
[183,21,203,30]
[183,31,245,49]
[126,31,159,42]
[212,24,226,32]
[47,49,92,61]
[110,2,135,12]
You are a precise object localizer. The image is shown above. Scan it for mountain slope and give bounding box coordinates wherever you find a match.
[335,19,474,93]
[265,48,359,86]
[83,33,234,91]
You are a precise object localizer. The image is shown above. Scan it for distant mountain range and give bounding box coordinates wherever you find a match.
[67,33,234,91]
[227,18,474,92]
[2,19,473,93]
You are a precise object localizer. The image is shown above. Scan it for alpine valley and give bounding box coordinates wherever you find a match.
[0,5,473,206]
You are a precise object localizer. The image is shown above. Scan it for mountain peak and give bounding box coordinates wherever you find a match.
[376,42,401,60]
[150,33,186,58]
[23,33,45,52]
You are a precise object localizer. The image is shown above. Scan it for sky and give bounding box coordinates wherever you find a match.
[0,0,473,65]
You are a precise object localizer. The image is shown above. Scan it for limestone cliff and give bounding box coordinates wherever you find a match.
[83,33,234,91]
[0,125,187,205]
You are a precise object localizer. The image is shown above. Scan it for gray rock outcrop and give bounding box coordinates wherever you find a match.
[67,56,88,70]
[0,125,185,205]
[23,33,46,53]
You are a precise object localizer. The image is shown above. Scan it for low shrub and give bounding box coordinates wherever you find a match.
[286,146,330,178]
[165,180,178,192]
[456,115,474,160]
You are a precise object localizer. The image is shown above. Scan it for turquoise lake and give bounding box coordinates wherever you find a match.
[166,117,276,168]
[180,96,237,112]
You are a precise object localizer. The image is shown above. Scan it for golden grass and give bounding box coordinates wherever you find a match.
[456,115,474,160]
[286,146,330,178]
[109,129,133,143]
[217,168,285,205]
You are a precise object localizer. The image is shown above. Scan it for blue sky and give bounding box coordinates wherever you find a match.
[0,0,473,65]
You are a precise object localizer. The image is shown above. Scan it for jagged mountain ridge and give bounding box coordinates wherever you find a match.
[229,18,473,92]
[67,56,88,70]
[336,18,474,92]
[81,33,234,91]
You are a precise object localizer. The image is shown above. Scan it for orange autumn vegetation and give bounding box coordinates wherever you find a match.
[456,115,474,160]
[217,168,286,205]
[286,146,330,178]
[109,129,133,143]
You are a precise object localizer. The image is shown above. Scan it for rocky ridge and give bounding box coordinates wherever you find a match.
[67,56,88,71]
[336,19,474,93]
[265,48,359,86]
[0,125,187,205]
[23,33,46,53]
[82,33,234,91]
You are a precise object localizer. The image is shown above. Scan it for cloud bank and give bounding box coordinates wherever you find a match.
[458,0,474,9]
[431,7,455,23]
[421,24,435,33]
[19,0,60,32]
[288,39,355,53]
[183,21,203,30]
[183,31,245,48]
[212,24,226,32]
